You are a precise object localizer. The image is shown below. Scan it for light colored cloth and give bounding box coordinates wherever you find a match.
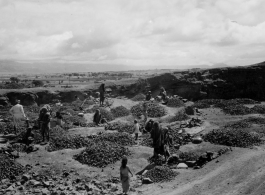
[133,123,140,134]
[10,104,26,127]
[120,167,130,193]
[9,104,26,118]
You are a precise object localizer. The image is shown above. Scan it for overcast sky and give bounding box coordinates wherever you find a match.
[1,0,265,68]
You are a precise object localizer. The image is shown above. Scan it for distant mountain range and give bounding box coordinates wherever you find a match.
[0,60,234,74]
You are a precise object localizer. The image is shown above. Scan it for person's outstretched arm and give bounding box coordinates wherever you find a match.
[9,106,14,115]
[128,167,133,177]
[20,105,26,118]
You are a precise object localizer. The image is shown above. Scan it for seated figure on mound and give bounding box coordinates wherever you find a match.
[93,109,108,125]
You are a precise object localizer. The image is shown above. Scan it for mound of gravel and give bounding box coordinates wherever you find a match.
[47,135,92,152]
[222,104,252,115]
[73,141,130,168]
[224,117,265,129]
[131,93,145,101]
[204,128,262,148]
[252,105,265,114]
[167,98,184,107]
[145,166,178,183]
[63,115,87,125]
[0,153,27,180]
[0,122,27,135]
[93,132,135,146]
[179,151,200,161]
[111,106,130,118]
[131,102,167,118]
[105,122,134,134]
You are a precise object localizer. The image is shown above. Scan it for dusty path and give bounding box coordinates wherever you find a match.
[137,147,265,195]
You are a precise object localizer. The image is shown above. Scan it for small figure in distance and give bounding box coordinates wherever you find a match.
[145,91,152,101]
[162,127,173,162]
[41,111,51,144]
[74,95,80,101]
[99,83,105,107]
[160,87,167,101]
[120,157,133,195]
[133,119,140,141]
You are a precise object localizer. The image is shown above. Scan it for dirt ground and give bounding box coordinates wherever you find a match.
[2,98,265,195]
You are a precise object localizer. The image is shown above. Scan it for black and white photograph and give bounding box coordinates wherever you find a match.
[1,0,265,195]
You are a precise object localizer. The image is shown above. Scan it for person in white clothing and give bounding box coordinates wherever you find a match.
[9,100,27,134]
[133,119,140,141]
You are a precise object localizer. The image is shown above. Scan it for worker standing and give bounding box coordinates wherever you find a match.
[99,83,105,106]
[142,102,148,123]
[150,122,162,159]
[120,157,133,195]
[160,87,167,101]
[133,119,140,141]
[39,104,52,144]
[9,100,27,134]
[40,111,51,143]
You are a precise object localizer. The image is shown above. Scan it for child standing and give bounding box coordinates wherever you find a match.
[133,119,140,141]
[120,157,133,195]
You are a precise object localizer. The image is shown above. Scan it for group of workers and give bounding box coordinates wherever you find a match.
[8,86,178,195]
[145,87,168,103]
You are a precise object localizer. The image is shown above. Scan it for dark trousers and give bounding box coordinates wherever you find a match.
[41,123,50,142]
[135,133,138,141]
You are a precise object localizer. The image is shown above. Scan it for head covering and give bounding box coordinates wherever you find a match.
[121,156,128,168]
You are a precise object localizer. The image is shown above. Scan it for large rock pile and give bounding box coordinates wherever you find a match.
[73,141,130,168]
[203,128,262,148]
[131,102,167,118]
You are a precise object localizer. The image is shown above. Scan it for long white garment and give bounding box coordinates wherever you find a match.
[9,104,26,119]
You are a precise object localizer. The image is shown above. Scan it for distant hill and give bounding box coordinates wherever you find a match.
[0,60,255,74]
